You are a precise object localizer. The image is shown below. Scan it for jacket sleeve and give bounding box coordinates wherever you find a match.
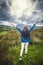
[16,26,22,33]
[30,24,35,32]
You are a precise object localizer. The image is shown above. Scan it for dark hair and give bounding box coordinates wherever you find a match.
[22,26,30,39]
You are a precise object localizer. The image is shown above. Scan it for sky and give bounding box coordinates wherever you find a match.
[0,0,43,27]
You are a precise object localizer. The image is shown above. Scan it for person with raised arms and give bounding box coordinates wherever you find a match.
[11,22,39,60]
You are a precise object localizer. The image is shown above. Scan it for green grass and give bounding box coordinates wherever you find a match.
[0,29,43,65]
[9,44,43,65]
[0,31,8,35]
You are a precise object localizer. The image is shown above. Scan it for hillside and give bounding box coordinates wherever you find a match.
[0,25,14,32]
[0,26,43,65]
[31,28,43,43]
[0,25,43,43]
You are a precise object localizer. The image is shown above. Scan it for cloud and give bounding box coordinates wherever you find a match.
[0,0,43,27]
[36,0,43,11]
[32,0,43,11]
[0,21,11,26]
[2,0,37,18]
[0,0,11,21]
[18,10,43,24]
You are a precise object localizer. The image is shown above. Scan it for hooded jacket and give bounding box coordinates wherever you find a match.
[16,24,35,42]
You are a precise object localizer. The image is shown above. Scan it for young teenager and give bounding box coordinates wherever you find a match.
[12,22,39,60]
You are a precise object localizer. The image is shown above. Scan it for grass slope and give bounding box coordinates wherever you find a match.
[0,27,43,65]
[9,44,43,65]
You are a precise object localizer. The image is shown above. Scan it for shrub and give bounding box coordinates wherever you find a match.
[0,40,14,65]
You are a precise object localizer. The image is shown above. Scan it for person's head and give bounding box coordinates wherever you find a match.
[23,26,28,32]
[22,26,30,39]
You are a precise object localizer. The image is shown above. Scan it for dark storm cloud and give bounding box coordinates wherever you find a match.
[31,0,43,23]
[36,1,43,11]
[31,0,43,11]
[31,0,36,3]
[0,0,43,26]
[0,0,12,21]
[32,0,43,3]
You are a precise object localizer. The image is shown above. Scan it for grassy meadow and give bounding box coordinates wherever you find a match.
[0,27,43,65]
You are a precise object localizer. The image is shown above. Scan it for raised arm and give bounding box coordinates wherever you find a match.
[11,23,21,33]
[30,22,39,32]
[30,24,35,32]
[16,25,22,33]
